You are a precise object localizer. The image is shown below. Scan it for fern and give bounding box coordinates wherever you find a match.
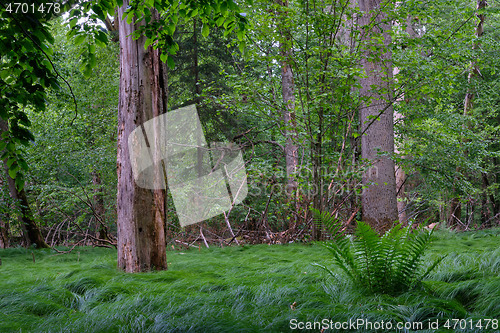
[314,210,444,295]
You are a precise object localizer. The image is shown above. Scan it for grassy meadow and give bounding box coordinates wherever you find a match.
[0,229,499,332]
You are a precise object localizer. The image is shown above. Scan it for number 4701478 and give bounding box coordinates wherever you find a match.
[443,319,498,330]
[5,2,60,14]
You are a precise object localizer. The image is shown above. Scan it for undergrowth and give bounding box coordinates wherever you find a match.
[0,228,498,332]
[313,210,444,295]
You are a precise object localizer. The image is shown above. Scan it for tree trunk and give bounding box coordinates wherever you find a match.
[91,170,108,240]
[358,0,398,233]
[0,174,9,248]
[0,218,8,248]
[117,3,168,272]
[0,120,48,248]
[2,164,49,248]
[277,0,299,196]
[448,197,462,228]
[449,0,487,228]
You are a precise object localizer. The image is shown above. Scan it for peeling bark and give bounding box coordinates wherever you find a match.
[117,3,167,272]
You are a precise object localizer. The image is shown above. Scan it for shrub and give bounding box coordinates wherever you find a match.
[313,210,444,295]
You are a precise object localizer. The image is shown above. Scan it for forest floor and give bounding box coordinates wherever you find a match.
[0,229,499,332]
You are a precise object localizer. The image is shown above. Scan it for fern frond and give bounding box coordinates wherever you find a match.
[317,216,442,295]
[312,208,343,241]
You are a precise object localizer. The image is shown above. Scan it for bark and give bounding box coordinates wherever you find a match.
[91,170,108,240]
[193,19,201,97]
[0,174,8,248]
[393,14,419,224]
[448,197,462,228]
[481,172,498,228]
[117,3,168,272]
[0,213,8,249]
[358,0,398,233]
[0,120,48,248]
[277,0,299,196]
[0,219,8,249]
[2,164,49,248]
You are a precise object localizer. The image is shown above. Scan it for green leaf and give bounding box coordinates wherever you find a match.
[160,52,168,63]
[201,24,209,38]
[8,164,18,179]
[220,1,228,15]
[216,16,225,27]
[95,31,108,45]
[74,34,86,45]
[69,17,78,28]
[6,158,15,168]
[126,12,134,24]
[238,41,246,54]
[189,8,198,18]
[89,53,97,68]
[15,174,24,191]
[167,56,175,69]
[237,30,244,41]
[18,158,28,171]
[83,64,92,78]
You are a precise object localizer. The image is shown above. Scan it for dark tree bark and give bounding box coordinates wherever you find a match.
[91,170,108,240]
[2,165,49,248]
[116,3,168,272]
[358,0,398,233]
[0,174,9,248]
[0,120,48,249]
[0,211,8,249]
[0,219,8,249]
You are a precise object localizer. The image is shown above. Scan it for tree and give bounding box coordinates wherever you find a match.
[115,0,248,271]
[358,0,398,233]
[1,120,48,248]
[448,0,487,228]
[276,0,299,196]
[116,4,168,272]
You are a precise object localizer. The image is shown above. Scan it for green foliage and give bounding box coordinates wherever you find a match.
[314,210,444,295]
[0,1,60,189]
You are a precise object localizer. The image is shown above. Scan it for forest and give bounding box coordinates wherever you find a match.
[0,0,499,332]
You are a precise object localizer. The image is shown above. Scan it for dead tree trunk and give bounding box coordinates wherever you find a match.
[117,3,168,272]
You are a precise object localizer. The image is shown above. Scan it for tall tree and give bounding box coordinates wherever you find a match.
[116,4,168,272]
[358,0,398,233]
[448,0,487,227]
[276,0,299,196]
[114,0,248,271]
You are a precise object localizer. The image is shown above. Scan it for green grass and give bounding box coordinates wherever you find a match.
[0,228,499,332]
